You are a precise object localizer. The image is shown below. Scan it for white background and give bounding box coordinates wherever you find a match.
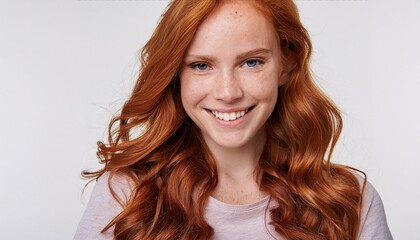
[0,0,418,239]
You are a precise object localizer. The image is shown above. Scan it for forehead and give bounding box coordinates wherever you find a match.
[186,1,278,54]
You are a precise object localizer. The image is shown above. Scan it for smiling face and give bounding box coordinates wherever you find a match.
[180,0,286,151]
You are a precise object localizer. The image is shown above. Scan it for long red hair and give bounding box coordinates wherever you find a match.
[83,0,365,239]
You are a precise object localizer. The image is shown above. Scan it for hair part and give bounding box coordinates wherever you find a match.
[83,0,365,239]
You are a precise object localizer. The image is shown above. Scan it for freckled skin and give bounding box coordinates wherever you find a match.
[180,1,286,152]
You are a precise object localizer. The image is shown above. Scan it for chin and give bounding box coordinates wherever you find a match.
[215,141,247,149]
[205,133,254,150]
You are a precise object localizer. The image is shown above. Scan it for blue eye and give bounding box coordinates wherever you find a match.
[192,63,209,71]
[244,59,262,68]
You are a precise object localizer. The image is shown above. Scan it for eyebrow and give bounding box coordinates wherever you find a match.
[235,48,272,61]
[184,48,272,62]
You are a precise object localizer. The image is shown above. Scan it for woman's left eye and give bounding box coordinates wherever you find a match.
[243,59,262,68]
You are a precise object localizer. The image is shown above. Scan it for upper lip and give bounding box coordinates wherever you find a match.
[206,106,253,113]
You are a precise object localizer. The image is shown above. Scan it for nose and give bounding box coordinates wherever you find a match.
[213,70,244,103]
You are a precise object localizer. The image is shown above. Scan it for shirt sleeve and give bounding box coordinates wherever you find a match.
[73,172,133,240]
[357,175,393,240]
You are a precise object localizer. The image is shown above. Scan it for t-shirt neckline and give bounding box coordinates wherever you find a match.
[207,195,271,212]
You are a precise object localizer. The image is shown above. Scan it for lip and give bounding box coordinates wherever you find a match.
[207,106,252,113]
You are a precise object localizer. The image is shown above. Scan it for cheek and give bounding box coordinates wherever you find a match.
[180,79,192,110]
[180,75,206,109]
[256,86,278,107]
[245,71,279,102]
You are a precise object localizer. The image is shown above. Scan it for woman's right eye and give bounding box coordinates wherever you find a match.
[191,63,209,71]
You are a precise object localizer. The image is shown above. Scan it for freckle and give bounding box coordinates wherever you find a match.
[235,11,237,14]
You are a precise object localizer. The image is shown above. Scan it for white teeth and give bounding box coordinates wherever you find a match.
[223,113,229,121]
[211,109,249,122]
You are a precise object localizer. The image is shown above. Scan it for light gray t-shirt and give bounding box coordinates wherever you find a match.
[74,172,392,240]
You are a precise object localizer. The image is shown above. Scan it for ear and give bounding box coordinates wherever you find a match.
[278,65,293,87]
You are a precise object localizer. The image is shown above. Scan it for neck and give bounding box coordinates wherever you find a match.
[206,132,266,181]
[205,132,267,204]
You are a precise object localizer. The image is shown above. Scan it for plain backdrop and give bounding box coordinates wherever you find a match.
[0,0,419,239]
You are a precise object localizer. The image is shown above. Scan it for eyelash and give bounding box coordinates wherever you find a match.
[189,58,264,71]
[243,59,263,68]
[190,63,210,71]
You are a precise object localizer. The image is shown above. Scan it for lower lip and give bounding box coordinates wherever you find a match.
[207,110,251,127]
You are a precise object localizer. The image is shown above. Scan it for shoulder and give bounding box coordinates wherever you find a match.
[74,171,135,240]
[85,171,134,210]
[101,171,135,203]
[352,172,393,240]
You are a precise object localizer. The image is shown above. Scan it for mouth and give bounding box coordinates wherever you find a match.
[207,106,254,122]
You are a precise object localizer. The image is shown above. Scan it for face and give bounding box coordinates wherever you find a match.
[180,1,287,151]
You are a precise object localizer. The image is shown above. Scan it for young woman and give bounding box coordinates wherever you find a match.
[75,0,392,239]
